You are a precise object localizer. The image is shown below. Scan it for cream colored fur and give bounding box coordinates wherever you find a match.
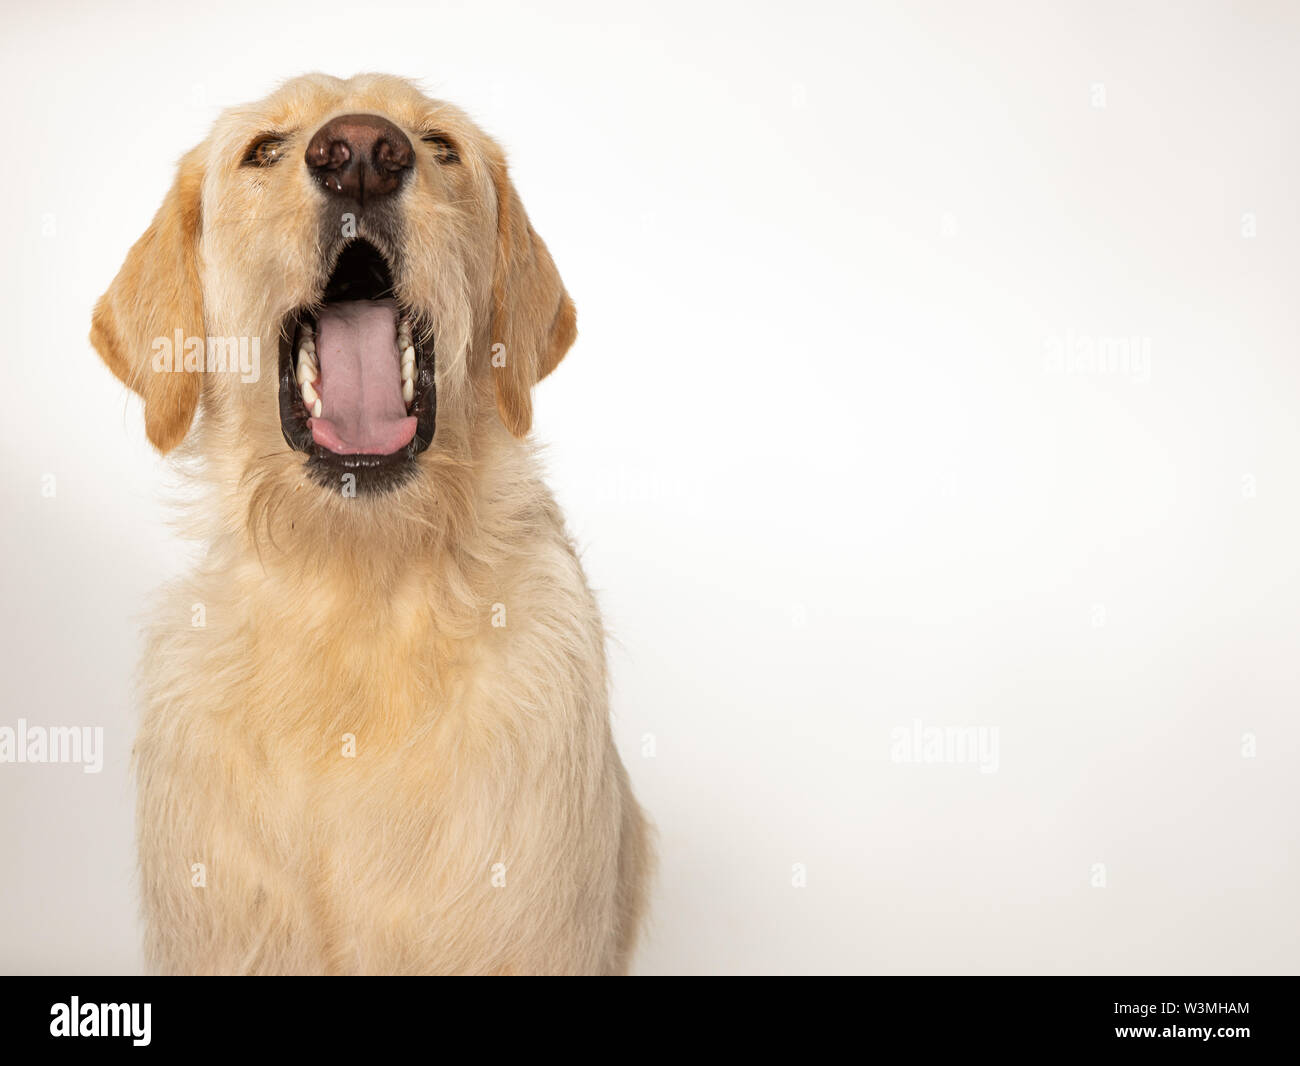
[90,73,652,975]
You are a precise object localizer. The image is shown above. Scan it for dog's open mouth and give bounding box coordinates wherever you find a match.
[279,239,435,492]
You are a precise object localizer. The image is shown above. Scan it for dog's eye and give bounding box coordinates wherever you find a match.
[242,135,288,168]
[420,131,460,165]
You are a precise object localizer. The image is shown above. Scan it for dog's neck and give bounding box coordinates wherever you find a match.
[193,417,548,642]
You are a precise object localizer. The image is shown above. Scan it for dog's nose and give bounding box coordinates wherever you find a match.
[305,113,413,204]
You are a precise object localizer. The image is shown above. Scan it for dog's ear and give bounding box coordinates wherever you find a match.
[488,154,577,438]
[90,147,205,453]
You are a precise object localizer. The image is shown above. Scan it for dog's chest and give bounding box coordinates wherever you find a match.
[151,573,507,863]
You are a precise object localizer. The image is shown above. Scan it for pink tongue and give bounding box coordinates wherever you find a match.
[309,298,416,455]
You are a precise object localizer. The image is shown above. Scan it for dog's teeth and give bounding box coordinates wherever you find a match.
[312,398,322,418]
[401,360,415,383]
[402,378,415,405]
[302,380,318,408]
[296,357,318,385]
[302,337,315,353]
[402,345,415,365]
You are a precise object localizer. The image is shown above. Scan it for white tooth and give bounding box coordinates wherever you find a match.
[402,378,415,405]
[302,380,318,407]
[402,345,415,364]
[302,338,315,353]
[401,362,415,384]
[312,398,322,418]
[296,359,318,385]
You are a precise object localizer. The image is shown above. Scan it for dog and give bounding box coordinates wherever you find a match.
[89,73,652,975]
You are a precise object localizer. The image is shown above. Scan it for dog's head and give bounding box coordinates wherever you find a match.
[90,73,575,530]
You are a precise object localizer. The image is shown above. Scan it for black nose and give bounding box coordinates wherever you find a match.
[305,113,413,204]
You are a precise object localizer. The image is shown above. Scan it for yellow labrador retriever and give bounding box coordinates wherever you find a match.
[90,73,652,975]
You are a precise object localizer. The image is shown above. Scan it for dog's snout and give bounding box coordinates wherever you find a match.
[305,113,413,204]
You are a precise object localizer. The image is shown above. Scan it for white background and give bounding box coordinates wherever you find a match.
[2,0,1298,975]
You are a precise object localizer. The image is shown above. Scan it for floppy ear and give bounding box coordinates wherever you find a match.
[489,155,577,438]
[90,147,205,453]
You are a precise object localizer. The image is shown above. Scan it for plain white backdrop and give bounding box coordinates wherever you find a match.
[2,0,1299,975]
